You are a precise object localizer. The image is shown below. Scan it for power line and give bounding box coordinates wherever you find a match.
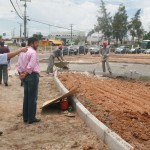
[28,19,69,30]
[16,0,23,17]
[28,18,82,32]
[9,0,23,20]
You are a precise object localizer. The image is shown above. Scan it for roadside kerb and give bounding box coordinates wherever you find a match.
[54,71,134,150]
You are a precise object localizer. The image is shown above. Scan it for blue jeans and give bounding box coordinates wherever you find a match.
[22,72,39,122]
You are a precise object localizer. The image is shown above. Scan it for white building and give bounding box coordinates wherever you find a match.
[49,31,85,41]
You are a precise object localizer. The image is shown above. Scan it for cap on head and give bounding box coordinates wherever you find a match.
[103,41,108,47]
[58,45,62,49]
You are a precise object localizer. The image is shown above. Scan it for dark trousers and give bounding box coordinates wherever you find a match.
[22,72,39,122]
[0,65,8,84]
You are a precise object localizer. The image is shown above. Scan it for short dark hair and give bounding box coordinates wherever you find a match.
[0,42,4,47]
[21,42,26,47]
[27,37,38,46]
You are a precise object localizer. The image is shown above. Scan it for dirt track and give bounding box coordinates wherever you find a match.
[64,53,150,64]
[59,72,150,150]
[0,72,108,150]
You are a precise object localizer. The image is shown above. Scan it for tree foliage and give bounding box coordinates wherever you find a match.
[97,0,112,39]
[128,9,143,42]
[33,34,43,40]
[143,32,150,40]
[112,4,128,44]
[87,0,112,42]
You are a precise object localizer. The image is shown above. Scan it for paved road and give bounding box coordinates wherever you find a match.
[67,62,150,78]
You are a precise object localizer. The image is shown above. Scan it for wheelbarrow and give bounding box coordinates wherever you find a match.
[54,61,69,70]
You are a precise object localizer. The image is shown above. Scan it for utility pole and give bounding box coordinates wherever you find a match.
[24,0,27,41]
[20,0,31,41]
[70,24,73,45]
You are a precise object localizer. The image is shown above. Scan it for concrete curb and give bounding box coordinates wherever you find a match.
[54,71,134,150]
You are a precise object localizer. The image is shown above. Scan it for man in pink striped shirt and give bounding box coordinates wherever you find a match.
[17,37,41,124]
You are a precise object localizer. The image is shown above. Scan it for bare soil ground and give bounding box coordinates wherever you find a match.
[58,72,150,150]
[0,72,108,150]
[63,53,150,64]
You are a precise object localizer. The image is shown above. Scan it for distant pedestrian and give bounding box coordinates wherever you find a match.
[100,41,112,75]
[17,37,41,124]
[0,41,10,86]
[47,45,64,75]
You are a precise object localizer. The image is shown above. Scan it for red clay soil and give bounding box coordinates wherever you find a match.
[58,72,150,150]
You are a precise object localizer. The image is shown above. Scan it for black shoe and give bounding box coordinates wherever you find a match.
[24,120,28,123]
[0,131,3,136]
[28,118,41,124]
[5,83,8,86]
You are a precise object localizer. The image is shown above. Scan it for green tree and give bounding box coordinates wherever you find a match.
[96,0,112,43]
[128,9,143,43]
[87,0,112,43]
[143,32,150,40]
[0,35,2,39]
[112,4,128,44]
[33,34,43,40]
[74,35,85,45]
[87,29,95,38]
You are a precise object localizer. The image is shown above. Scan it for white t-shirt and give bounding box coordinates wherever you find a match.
[0,53,8,64]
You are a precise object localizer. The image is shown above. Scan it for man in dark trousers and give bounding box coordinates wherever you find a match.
[17,37,41,124]
[0,41,10,86]
[46,45,64,75]
[100,41,112,75]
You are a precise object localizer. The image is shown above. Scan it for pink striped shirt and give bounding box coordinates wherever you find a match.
[17,46,40,74]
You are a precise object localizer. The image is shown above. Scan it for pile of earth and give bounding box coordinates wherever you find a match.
[58,72,150,150]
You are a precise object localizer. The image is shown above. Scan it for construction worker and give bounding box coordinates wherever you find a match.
[46,45,64,75]
[100,41,112,75]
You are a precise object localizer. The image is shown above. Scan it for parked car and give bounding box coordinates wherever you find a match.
[128,47,144,54]
[90,47,100,54]
[78,46,88,54]
[144,49,150,54]
[62,46,77,55]
[115,46,130,54]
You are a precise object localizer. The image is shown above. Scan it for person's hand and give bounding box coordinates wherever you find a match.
[19,72,28,80]
[20,47,28,53]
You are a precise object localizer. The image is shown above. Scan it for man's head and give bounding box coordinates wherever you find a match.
[58,45,62,50]
[103,41,108,48]
[0,41,4,47]
[21,42,26,47]
[28,37,38,50]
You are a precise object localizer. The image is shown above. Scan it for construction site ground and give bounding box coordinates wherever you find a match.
[1,53,150,150]
[58,72,150,150]
[63,53,150,64]
[0,71,109,150]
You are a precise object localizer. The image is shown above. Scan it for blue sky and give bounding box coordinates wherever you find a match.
[0,0,150,38]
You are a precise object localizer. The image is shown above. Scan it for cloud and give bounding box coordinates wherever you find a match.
[0,0,150,38]
[141,7,150,31]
